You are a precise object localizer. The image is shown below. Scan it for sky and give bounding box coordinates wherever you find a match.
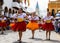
[26,0,56,17]
[27,0,57,11]
[26,0,49,17]
[29,0,49,10]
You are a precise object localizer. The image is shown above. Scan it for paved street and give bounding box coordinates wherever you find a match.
[0,30,60,43]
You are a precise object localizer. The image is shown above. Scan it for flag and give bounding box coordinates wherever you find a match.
[27,0,30,6]
[24,0,26,4]
[20,0,23,3]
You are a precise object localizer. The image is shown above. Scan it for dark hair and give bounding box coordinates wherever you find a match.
[47,8,49,12]
[16,11,17,13]
[39,17,41,19]
[9,8,12,14]
[51,9,55,17]
[0,0,3,6]
[17,0,20,3]
[23,11,26,13]
[4,7,8,12]
[12,10,15,14]
[19,8,23,11]
[56,19,58,21]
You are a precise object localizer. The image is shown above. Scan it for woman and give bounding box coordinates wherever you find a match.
[6,8,12,30]
[42,9,54,40]
[27,12,39,39]
[4,7,8,18]
[11,8,27,43]
[1,15,7,34]
[0,15,2,32]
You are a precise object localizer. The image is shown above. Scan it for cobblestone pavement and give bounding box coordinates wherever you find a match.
[0,30,60,43]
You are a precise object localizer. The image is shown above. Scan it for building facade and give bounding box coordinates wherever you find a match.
[48,0,60,13]
[3,0,26,9]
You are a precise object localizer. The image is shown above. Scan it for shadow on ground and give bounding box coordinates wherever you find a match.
[13,41,32,43]
[43,39,60,43]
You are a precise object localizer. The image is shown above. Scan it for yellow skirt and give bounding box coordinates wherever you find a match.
[27,22,39,30]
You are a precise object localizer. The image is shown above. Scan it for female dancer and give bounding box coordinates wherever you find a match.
[1,15,7,34]
[11,8,27,43]
[43,9,54,40]
[27,12,39,39]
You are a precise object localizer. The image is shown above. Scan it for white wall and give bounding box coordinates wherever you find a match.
[3,0,13,9]
[2,0,50,17]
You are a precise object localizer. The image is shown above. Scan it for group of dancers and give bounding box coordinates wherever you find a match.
[0,7,55,43]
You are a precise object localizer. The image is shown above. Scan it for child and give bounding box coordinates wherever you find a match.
[11,8,27,43]
[54,19,59,33]
[4,7,8,18]
[0,15,2,31]
[38,17,43,32]
[9,17,16,31]
[26,13,31,24]
[42,9,54,40]
[8,8,12,18]
[9,10,17,31]
[27,12,39,39]
[1,15,7,34]
[6,8,12,30]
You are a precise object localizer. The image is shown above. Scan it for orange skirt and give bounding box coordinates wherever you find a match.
[27,21,39,31]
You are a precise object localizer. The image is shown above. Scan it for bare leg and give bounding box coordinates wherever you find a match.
[32,30,35,39]
[18,31,22,42]
[46,31,48,39]
[1,27,4,34]
[49,31,51,40]
[39,27,41,32]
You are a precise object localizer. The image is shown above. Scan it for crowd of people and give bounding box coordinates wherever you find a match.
[0,7,60,43]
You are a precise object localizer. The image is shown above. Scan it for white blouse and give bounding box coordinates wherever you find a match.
[12,13,17,18]
[2,17,7,20]
[30,16,39,20]
[28,15,31,20]
[4,13,9,17]
[9,13,13,18]
[17,13,26,19]
[44,16,53,21]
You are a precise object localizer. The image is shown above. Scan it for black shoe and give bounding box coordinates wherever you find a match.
[17,39,20,41]
[19,41,22,43]
[32,37,34,39]
[48,39,50,40]
[46,39,50,40]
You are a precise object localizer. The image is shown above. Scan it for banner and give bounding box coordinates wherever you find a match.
[27,0,30,6]
[24,0,26,4]
[20,0,22,3]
